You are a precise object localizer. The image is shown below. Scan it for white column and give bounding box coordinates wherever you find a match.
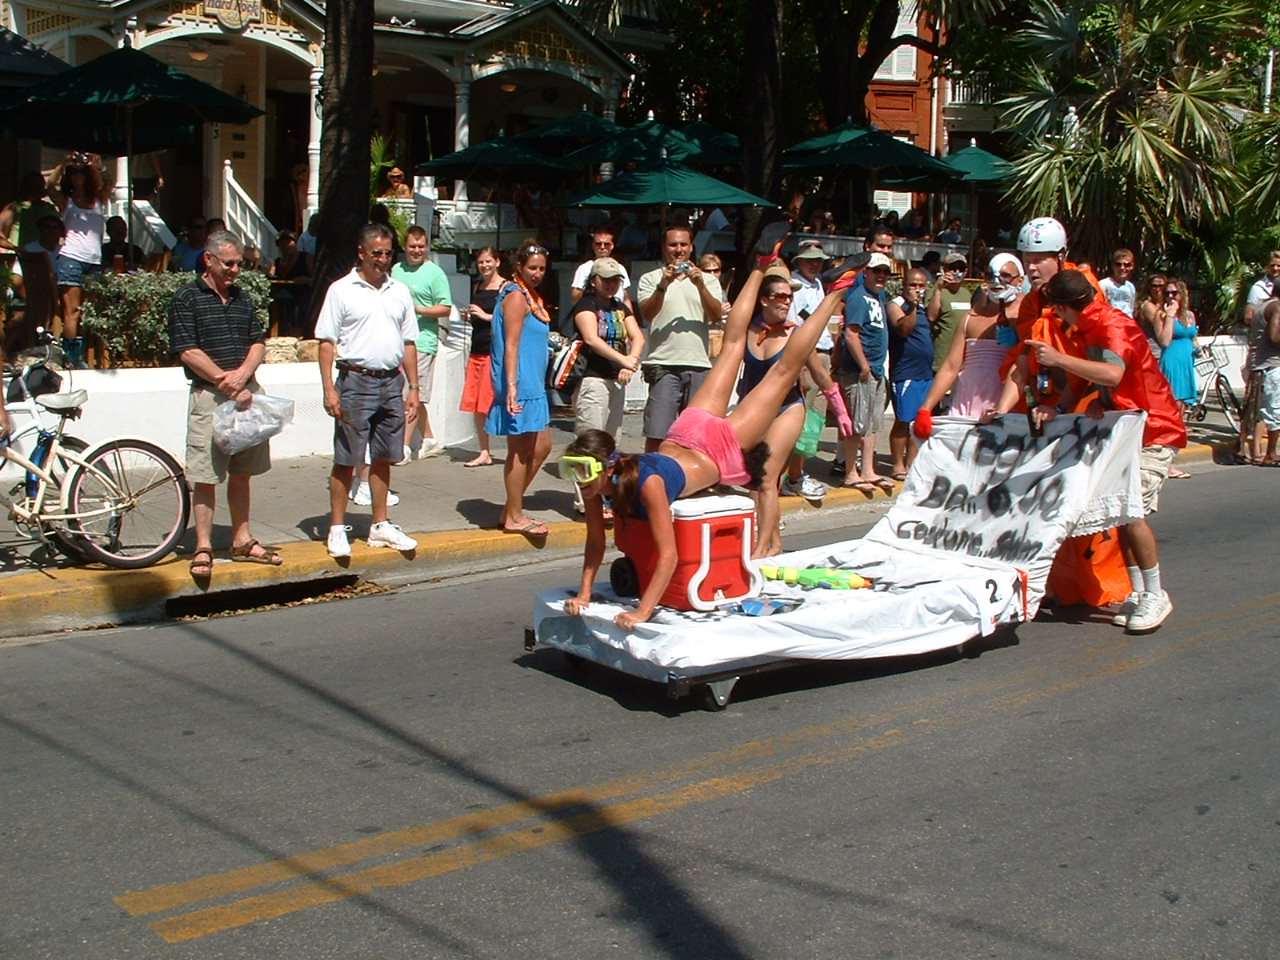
[453,77,471,203]
[307,64,323,219]
[112,23,135,219]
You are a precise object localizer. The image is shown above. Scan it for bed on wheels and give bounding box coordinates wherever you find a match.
[528,411,1147,709]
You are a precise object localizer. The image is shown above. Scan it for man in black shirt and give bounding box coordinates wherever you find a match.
[168,229,279,577]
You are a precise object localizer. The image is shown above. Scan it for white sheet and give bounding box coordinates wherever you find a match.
[534,410,1146,676]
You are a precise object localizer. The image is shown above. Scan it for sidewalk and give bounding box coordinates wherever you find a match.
[0,409,1235,639]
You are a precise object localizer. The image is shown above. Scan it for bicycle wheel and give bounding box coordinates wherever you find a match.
[46,435,89,561]
[1215,376,1241,434]
[63,439,190,568]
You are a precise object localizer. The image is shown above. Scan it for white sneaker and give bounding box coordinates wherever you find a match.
[326,525,352,558]
[367,520,417,551]
[798,473,826,499]
[1111,591,1139,627]
[351,483,399,507]
[418,438,443,458]
[1126,590,1172,634]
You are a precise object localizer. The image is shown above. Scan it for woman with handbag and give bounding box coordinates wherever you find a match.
[486,240,554,536]
[461,246,504,467]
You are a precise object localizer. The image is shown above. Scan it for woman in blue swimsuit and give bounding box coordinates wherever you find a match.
[561,232,864,629]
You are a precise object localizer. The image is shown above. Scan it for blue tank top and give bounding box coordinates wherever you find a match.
[628,452,686,520]
[739,337,804,409]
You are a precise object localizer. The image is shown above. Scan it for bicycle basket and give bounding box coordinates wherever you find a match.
[4,363,62,402]
[1193,351,1216,379]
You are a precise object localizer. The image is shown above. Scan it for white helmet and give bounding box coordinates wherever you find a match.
[1017,217,1067,254]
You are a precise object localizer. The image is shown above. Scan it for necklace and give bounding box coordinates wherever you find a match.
[515,275,551,324]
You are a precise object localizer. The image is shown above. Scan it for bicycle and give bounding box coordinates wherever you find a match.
[1187,341,1242,434]
[1,340,191,568]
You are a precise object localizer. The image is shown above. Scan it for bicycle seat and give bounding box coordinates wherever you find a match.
[38,389,87,412]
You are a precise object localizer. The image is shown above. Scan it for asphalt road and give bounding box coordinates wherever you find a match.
[2,462,1277,960]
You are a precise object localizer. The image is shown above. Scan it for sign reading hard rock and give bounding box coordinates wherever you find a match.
[204,0,261,31]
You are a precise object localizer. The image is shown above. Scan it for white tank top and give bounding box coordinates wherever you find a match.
[61,200,103,265]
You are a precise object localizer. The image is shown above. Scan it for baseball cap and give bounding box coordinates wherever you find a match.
[867,253,894,271]
[943,252,968,268]
[793,240,828,260]
[765,262,802,290]
[591,256,625,279]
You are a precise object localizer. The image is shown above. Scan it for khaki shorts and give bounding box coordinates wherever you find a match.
[185,382,271,485]
[412,351,437,404]
[837,371,887,437]
[573,375,626,438]
[1139,444,1175,514]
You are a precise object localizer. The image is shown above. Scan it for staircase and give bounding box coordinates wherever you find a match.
[222,160,280,262]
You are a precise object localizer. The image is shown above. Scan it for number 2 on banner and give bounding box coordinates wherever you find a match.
[986,579,999,603]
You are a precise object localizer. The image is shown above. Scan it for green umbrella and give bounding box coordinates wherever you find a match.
[683,119,741,155]
[784,130,954,179]
[0,44,261,151]
[562,118,738,166]
[783,119,872,157]
[558,159,773,208]
[942,141,1014,184]
[417,137,573,248]
[512,109,622,154]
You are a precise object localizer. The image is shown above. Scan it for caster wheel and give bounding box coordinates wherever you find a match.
[610,556,640,597]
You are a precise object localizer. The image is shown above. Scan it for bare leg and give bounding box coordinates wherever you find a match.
[226,474,252,547]
[61,284,81,338]
[501,432,537,529]
[1119,517,1158,570]
[192,482,216,553]
[368,459,393,524]
[465,413,493,466]
[889,418,915,475]
[685,263,770,417]
[329,464,355,525]
[752,404,805,558]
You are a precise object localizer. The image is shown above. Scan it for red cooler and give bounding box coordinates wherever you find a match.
[612,494,763,612]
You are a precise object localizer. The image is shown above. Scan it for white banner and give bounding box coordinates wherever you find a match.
[868,410,1146,609]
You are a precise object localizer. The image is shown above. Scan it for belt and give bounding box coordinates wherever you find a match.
[338,362,400,379]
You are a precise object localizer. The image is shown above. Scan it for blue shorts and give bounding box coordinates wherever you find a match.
[891,377,933,423]
[55,255,99,288]
[332,368,406,466]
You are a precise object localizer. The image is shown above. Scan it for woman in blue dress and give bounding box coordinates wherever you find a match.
[487,240,553,535]
[1158,278,1198,411]
[1158,277,1197,478]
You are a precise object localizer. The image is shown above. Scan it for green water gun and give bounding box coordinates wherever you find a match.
[758,566,871,590]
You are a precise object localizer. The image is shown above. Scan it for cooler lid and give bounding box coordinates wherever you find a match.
[671,493,756,520]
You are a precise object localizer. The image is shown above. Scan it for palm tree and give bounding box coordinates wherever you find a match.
[999,0,1253,265]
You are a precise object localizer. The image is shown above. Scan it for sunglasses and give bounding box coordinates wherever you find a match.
[558,455,604,485]
[214,257,244,269]
[765,292,794,303]
[1113,261,1134,267]
[365,249,393,259]
[522,244,549,256]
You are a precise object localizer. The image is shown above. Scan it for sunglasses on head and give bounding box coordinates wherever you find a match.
[522,244,549,257]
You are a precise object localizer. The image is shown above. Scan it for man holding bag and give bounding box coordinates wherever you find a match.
[168,229,280,578]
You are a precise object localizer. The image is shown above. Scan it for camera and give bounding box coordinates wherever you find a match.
[71,151,91,166]
[674,260,693,275]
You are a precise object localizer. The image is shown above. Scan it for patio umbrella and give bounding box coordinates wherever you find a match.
[512,109,622,154]
[683,119,741,155]
[562,118,738,167]
[0,26,68,86]
[941,141,1014,185]
[558,159,772,208]
[0,44,262,261]
[416,137,574,248]
[783,119,872,157]
[784,130,954,179]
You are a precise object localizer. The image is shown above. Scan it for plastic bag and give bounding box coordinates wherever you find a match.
[213,394,295,455]
[793,406,825,458]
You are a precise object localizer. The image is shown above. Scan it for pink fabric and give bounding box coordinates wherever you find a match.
[665,407,751,487]
[949,339,1007,418]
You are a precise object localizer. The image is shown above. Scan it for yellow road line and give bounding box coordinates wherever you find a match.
[118,670,1030,917]
[129,603,1272,943]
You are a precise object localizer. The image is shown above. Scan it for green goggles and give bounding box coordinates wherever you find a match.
[558,454,605,485]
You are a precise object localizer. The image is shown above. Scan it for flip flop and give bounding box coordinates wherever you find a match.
[1168,468,1192,478]
[464,455,493,467]
[1258,459,1280,467]
[230,539,283,565]
[843,480,876,493]
[503,518,549,536]
[189,547,213,578]
[892,471,909,482]
[870,477,897,492]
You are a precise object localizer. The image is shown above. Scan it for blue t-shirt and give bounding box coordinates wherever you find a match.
[888,299,934,383]
[841,285,888,378]
[627,452,686,521]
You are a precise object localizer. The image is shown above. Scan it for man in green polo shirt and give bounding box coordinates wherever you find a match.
[391,224,452,459]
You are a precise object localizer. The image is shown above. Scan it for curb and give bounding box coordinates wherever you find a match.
[0,439,1222,640]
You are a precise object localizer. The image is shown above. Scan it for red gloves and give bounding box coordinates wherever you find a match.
[913,407,933,440]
